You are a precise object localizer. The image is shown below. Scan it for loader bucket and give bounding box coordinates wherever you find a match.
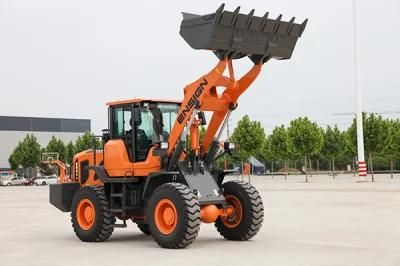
[180,4,307,64]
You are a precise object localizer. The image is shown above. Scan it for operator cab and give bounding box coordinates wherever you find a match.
[106,99,180,163]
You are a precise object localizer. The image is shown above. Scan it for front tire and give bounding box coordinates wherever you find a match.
[215,181,264,241]
[137,223,151,235]
[71,186,115,242]
[146,182,201,249]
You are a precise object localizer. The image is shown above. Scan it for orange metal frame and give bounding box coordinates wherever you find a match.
[167,59,262,156]
[43,159,69,183]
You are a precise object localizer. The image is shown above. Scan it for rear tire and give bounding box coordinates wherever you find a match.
[137,223,151,235]
[146,182,201,249]
[215,181,264,241]
[71,186,115,242]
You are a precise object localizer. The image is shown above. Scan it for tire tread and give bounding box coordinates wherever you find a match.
[215,180,264,241]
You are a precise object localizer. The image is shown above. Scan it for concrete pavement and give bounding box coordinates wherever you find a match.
[1,174,399,266]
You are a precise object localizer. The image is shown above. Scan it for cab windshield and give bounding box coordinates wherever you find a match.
[139,103,180,143]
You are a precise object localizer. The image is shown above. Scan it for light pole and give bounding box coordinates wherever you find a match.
[353,0,367,181]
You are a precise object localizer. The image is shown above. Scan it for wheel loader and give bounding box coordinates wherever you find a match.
[49,4,307,248]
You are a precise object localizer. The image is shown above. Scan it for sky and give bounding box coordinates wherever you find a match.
[0,0,400,136]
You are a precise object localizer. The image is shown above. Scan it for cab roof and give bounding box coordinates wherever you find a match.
[106,98,181,106]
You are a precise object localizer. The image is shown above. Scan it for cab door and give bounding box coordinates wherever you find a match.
[131,105,162,176]
[104,104,135,177]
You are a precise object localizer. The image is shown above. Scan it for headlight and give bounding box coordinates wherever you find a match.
[160,142,169,150]
[224,142,236,151]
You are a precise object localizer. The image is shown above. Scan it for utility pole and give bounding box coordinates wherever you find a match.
[353,0,367,181]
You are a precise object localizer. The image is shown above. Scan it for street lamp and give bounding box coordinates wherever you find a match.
[353,0,367,181]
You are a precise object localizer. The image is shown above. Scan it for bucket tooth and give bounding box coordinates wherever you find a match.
[180,5,307,63]
[246,9,255,28]
[231,6,240,24]
[273,14,283,33]
[287,17,295,34]
[216,3,225,14]
[261,12,269,30]
[300,19,308,36]
[215,3,225,24]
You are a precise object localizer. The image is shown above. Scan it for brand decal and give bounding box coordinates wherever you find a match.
[177,78,208,124]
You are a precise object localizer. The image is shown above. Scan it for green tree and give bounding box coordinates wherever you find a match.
[346,113,390,180]
[231,115,266,162]
[384,119,400,178]
[45,136,67,162]
[65,141,75,165]
[8,153,19,170]
[268,125,292,179]
[200,125,206,143]
[74,131,101,153]
[322,125,345,178]
[10,134,41,170]
[287,117,324,182]
[344,117,360,176]
[364,114,389,181]
[260,136,277,177]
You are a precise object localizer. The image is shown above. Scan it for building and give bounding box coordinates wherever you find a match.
[0,116,90,169]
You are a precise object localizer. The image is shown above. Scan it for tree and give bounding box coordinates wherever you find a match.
[322,125,345,178]
[10,134,41,170]
[384,119,400,178]
[199,126,206,143]
[364,114,389,181]
[261,136,277,177]
[345,113,390,180]
[344,115,362,176]
[268,125,292,179]
[66,141,75,165]
[231,115,265,162]
[74,131,101,153]
[8,153,19,170]
[287,117,324,182]
[45,136,67,162]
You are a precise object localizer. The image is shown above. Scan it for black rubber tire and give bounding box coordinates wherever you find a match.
[137,223,151,235]
[215,180,264,241]
[146,182,201,249]
[42,181,46,186]
[71,186,115,242]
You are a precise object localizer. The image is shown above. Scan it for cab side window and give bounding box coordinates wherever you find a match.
[137,108,155,142]
[135,108,160,162]
[112,107,132,137]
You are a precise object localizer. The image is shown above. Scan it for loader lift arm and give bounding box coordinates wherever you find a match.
[167,3,307,170]
[166,59,262,166]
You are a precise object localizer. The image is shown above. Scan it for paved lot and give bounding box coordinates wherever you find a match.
[1,174,400,266]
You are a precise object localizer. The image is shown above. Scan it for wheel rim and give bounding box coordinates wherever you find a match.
[77,199,95,230]
[222,195,243,228]
[154,199,178,235]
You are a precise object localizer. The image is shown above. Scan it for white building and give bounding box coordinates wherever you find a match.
[0,116,90,169]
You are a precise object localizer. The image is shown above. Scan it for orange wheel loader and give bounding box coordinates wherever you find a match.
[49,4,307,248]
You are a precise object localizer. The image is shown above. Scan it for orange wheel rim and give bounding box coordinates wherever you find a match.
[77,199,95,230]
[222,195,243,228]
[154,199,178,235]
